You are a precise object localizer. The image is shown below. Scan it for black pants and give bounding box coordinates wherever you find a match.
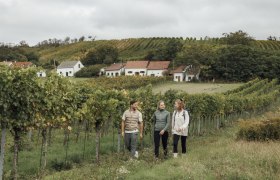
[173,134,187,154]
[154,131,168,157]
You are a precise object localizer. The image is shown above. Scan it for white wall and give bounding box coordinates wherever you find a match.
[125,68,147,76]
[57,68,74,77]
[185,74,195,82]
[147,70,165,77]
[57,61,84,77]
[73,61,84,73]
[106,70,122,77]
[174,73,184,82]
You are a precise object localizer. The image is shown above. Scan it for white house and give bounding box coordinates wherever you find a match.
[57,61,84,77]
[124,61,149,76]
[173,65,187,82]
[185,66,200,82]
[147,61,170,77]
[105,63,125,77]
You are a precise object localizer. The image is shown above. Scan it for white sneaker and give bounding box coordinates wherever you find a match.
[134,151,139,158]
[173,153,178,158]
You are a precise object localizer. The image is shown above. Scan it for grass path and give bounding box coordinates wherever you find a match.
[153,82,242,94]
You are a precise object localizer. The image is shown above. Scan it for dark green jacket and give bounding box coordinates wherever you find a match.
[152,109,170,131]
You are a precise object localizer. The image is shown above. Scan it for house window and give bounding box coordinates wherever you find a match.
[140,71,145,74]
[111,73,113,76]
[69,71,72,74]
[78,64,81,68]
[60,72,62,74]
[128,71,132,74]
[107,73,109,76]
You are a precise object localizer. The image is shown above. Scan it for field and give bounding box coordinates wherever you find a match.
[152,82,243,94]
[1,70,280,180]
[44,108,280,180]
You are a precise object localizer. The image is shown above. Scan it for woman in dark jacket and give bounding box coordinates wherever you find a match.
[152,100,171,158]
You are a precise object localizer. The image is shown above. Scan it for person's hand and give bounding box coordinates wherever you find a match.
[121,132,124,138]
[140,133,143,140]
[159,130,165,135]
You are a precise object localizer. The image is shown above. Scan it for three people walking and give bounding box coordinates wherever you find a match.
[122,98,189,159]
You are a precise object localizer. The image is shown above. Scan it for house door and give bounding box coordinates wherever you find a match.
[135,72,140,76]
[115,73,119,77]
[176,76,180,82]
[66,72,69,76]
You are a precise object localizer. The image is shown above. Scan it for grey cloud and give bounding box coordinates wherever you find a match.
[0,0,280,45]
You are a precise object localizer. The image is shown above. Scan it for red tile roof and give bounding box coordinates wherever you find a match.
[147,61,170,70]
[125,61,149,69]
[12,62,33,68]
[105,63,125,71]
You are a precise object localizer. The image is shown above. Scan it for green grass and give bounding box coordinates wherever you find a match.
[43,123,280,180]
[152,82,243,94]
[43,107,280,180]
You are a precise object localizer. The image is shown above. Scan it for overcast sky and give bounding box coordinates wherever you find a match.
[0,0,279,45]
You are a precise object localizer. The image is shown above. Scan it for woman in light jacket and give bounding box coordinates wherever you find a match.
[172,98,189,158]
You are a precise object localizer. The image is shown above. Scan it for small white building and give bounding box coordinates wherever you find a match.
[105,63,125,77]
[57,61,84,77]
[125,61,149,76]
[185,66,200,82]
[173,65,200,82]
[173,65,187,82]
[147,61,170,77]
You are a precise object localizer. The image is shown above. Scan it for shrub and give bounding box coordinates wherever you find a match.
[75,64,106,77]
[237,118,280,141]
[50,159,73,171]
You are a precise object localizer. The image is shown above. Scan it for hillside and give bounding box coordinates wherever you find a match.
[22,38,280,64]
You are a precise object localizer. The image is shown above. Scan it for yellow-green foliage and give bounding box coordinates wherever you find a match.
[237,118,280,141]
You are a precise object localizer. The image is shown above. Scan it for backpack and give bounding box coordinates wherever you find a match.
[173,109,191,128]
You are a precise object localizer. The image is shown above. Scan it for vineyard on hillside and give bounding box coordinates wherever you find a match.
[0,67,279,179]
[29,37,280,63]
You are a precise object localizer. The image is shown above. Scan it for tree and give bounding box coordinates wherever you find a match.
[145,38,183,60]
[79,36,85,42]
[19,40,29,47]
[221,30,255,45]
[81,90,118,163]
[0,67,15,179]
[75,64,106,77]
[36,73,77,175]
[1,67,42,179]
[82,44,119,65]
[267,36,277,41]
[176,44,216,67]
[64,37,70,44]
[209,45,265,81]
